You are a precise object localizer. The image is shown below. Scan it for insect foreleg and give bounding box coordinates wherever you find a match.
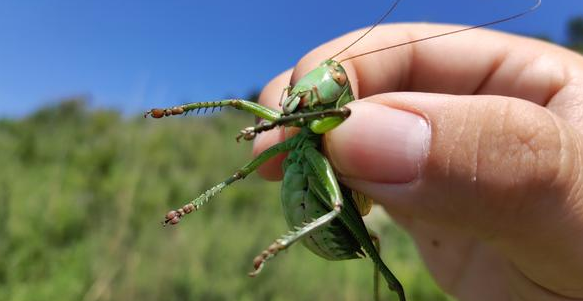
[163,134,302,226]
[278,86,291,107]
[249,146,345,276]
[145,99,282,121]
[236,107,351,141]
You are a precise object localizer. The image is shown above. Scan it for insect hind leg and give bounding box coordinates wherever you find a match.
[248,202,342,277]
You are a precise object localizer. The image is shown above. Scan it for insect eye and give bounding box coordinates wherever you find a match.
[332,70,347,86]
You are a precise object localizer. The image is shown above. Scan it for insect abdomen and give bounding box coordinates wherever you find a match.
[281,153,362,261]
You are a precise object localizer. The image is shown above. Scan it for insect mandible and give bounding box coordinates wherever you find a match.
[145,1,541,300]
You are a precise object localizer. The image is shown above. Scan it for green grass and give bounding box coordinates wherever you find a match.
[0,99,453,301]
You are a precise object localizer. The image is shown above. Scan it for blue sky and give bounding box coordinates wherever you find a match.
[0,0,581,117]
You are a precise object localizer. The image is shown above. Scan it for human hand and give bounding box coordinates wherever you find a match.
[253,24,583,300]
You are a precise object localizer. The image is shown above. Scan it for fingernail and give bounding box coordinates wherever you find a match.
[326,101,430,183]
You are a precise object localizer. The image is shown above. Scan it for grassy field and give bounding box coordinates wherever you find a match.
[0,99,452,301]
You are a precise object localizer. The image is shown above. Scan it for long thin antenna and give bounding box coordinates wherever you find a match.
[329,0,402,60]
[340,0,541,63]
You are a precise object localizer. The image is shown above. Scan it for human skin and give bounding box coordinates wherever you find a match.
[252,24,583,300]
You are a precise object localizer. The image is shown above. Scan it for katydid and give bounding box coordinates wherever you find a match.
[145,1,541,300]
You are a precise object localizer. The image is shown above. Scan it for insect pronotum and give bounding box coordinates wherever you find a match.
[145,1,542,300]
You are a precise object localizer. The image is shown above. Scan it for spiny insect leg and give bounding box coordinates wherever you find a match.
[162,135,301,226]
[236,107,351,142]
[249,204,342,277]
[145,99,282,120]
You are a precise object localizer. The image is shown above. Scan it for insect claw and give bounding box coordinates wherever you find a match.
[249,253,267,277]
[162,215,181,226]
[161,203,196,226]
[236,127,257,142]
[248,241,284,277]
[249,253,270,277]
[248,262,264,277]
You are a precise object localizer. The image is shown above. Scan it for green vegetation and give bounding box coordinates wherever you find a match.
[0,99,451,301]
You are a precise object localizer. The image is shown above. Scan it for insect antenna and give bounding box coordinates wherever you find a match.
[340,0,542,63]
[329,0,403,60]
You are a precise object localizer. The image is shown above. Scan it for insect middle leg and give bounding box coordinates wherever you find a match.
[163,133,302,225]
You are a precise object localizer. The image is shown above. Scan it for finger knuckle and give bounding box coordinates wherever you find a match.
[479,100,562,190]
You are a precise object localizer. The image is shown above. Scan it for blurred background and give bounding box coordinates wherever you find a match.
[0,0,582,300]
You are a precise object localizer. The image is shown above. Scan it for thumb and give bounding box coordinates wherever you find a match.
[325,92,583,297]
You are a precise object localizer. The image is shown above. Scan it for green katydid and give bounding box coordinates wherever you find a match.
[145,1,541,300]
